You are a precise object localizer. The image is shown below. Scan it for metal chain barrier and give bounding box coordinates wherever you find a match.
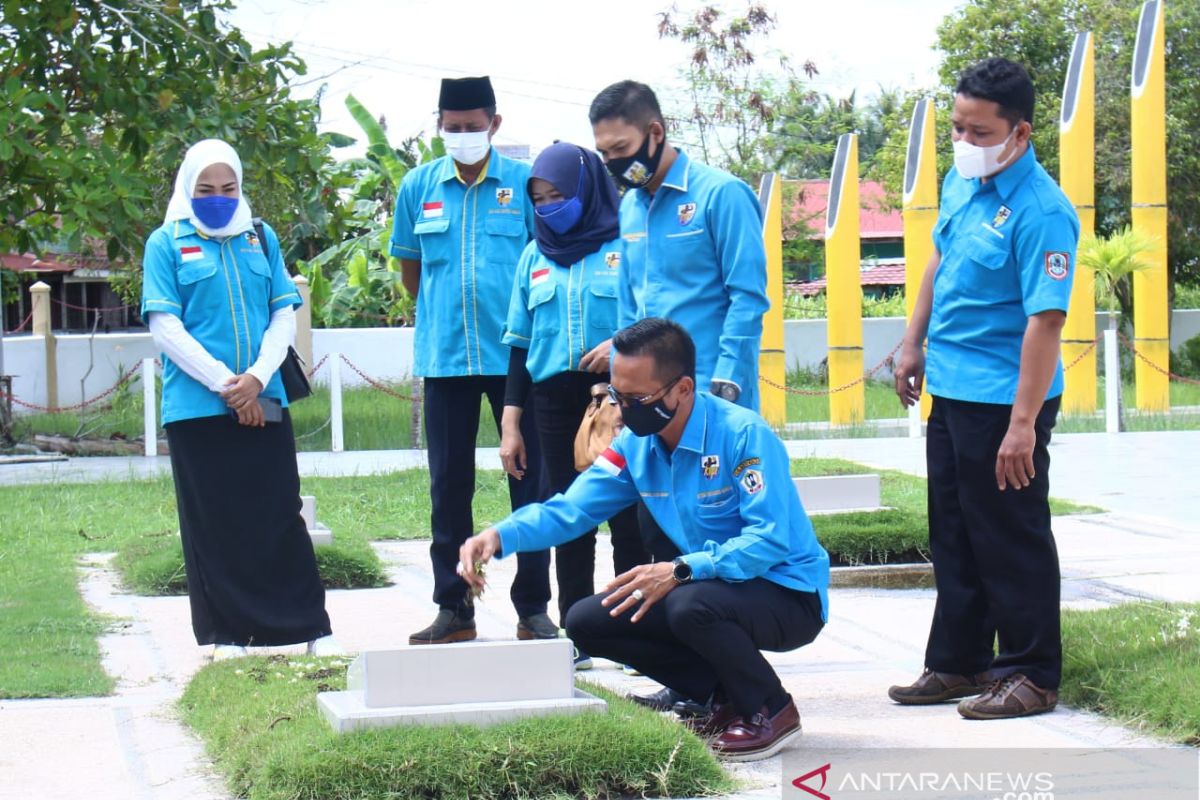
[1062,338,1099,372]
[337,353,423,403]
[306,353,329,379]
[1117,331,1200,386]
[49,297,139,313]
[7,310,35,333]
[760,340,903,396]
[0,363,143,412]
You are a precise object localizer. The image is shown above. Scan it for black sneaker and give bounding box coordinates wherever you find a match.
[516,612,559,640]
[408,609,476,645]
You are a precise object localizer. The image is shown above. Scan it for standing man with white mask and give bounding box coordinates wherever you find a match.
[889,58,1078,720]
[391,76,553,645]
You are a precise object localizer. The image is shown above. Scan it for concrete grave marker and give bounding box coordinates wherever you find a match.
[300,494,332,546]
[318,639,606,733]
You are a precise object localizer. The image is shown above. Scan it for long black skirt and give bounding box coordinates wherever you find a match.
[165,411,331,647]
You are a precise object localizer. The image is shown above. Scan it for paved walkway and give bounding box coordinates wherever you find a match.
[1,431,1197,799]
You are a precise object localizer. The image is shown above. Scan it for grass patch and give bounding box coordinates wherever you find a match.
[179,655,733,800]
[790,458,1099,565]
[0,461,1102,697]
[1061,602,1200,744]
[113,535,388,596]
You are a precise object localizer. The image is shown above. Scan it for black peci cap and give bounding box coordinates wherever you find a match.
[438,76,496,111]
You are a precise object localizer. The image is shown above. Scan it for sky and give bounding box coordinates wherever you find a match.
[227,0,965,158]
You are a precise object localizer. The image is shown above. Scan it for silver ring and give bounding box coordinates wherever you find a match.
[631,589,644,601]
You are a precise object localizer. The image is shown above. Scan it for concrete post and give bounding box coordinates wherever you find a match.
[330,353,344,453]
[30,281,57,408]
[293,275,314,370]
[142,358,156,457]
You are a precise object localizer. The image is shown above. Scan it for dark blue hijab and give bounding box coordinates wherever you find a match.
[529,142,620,267]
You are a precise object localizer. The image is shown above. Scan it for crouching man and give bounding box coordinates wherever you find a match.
[459,318,829,761]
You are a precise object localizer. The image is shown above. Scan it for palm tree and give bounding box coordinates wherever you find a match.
[1078,227,1156,430]
[1079,226,1156,329]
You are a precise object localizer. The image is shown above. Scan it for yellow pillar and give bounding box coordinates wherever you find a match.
[757,172,786,428]
[1131,0,1169,411]
[1060,31,1098,415]
[825,133,865,425]
[902,97,937,421]
[30,280,57,408]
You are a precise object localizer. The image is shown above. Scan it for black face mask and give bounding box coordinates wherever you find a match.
[620,395,677,437]
[605,129,665,190]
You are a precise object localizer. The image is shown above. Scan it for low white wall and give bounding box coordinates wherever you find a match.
[5,308,1200,413]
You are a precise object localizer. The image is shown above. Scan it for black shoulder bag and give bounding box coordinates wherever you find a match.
[253,218,312,402]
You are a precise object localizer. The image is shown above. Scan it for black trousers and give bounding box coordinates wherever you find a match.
[567,578,824,718]
[424,375,550,618]
[924,394,1062,689]
[531,371,645,624]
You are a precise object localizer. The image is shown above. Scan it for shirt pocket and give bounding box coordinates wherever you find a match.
[413,217,452,268]
[965,233,1016,300]
[586,280,618,334]
[527,280,559,336]
[696,487,738,519]
[664,226,707,249]
[483,214,527,270]
[178,260,218,286]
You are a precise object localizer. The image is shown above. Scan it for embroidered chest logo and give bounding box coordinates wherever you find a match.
[422,201,444,219]
[245,232,260,249]
[496,188,513,206]
[677,202,697,225]
[180,245,204,263]
[740,468,765,495]
[992,205,1012,228]
[604,251,621,269]
[701,455,720,479]
[1044,251,1070,281]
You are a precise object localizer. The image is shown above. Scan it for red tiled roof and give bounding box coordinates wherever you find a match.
[784,179,903,240]
[0,253,75,273]
[787,261,908,297]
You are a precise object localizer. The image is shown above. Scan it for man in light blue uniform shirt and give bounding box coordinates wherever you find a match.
[590,80,768,411]
[460,319,828,762]
[890,58,1077,721]
[390,75,552,646]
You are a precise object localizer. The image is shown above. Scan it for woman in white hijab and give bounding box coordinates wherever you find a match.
[141,139,339,661]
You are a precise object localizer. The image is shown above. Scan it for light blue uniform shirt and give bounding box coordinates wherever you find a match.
[495,392,830,620]
[502,238,622,383]
[926,146,1079,405]
[390,149,535,377]
[141,220,301,425]
[618,149,769,410]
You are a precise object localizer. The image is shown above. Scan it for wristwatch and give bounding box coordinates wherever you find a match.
[711,380,740,403]
[672,557,693,584]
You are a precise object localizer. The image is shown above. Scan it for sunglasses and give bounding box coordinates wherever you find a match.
[607,374,683,407]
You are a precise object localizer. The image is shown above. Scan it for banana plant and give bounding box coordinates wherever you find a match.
[299,95,444,327]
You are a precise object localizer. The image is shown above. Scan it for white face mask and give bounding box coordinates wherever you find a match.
[442,130,491,166]
[952,128,1017,179]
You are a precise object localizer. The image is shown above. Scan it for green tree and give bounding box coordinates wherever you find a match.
[870,0,1200,290]
[0,0,330,298]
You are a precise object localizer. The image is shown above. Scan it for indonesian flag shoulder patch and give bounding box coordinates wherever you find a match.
[595,447,627,477]
[180,245,204,263]
[422,201,444,219]
[531,267,551,287]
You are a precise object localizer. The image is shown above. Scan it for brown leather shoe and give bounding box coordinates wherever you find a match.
[888,668,989,705]
[711,699,802,762]
[958,673,1057,720]
[680,700,740,738]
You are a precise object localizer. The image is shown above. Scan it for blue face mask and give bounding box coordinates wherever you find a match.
[191,196,239,230]
[535,196,583,235]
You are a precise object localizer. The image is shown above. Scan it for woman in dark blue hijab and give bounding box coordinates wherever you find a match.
[499,142,645,669]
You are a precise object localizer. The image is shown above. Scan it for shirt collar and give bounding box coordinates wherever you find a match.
[172,219,206,240]
[989,144,1037,201]
[438,148,500,185]
[659,147,690,193]
[673,390,709,454]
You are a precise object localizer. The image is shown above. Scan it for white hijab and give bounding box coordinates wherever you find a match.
[163,139,254,237]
